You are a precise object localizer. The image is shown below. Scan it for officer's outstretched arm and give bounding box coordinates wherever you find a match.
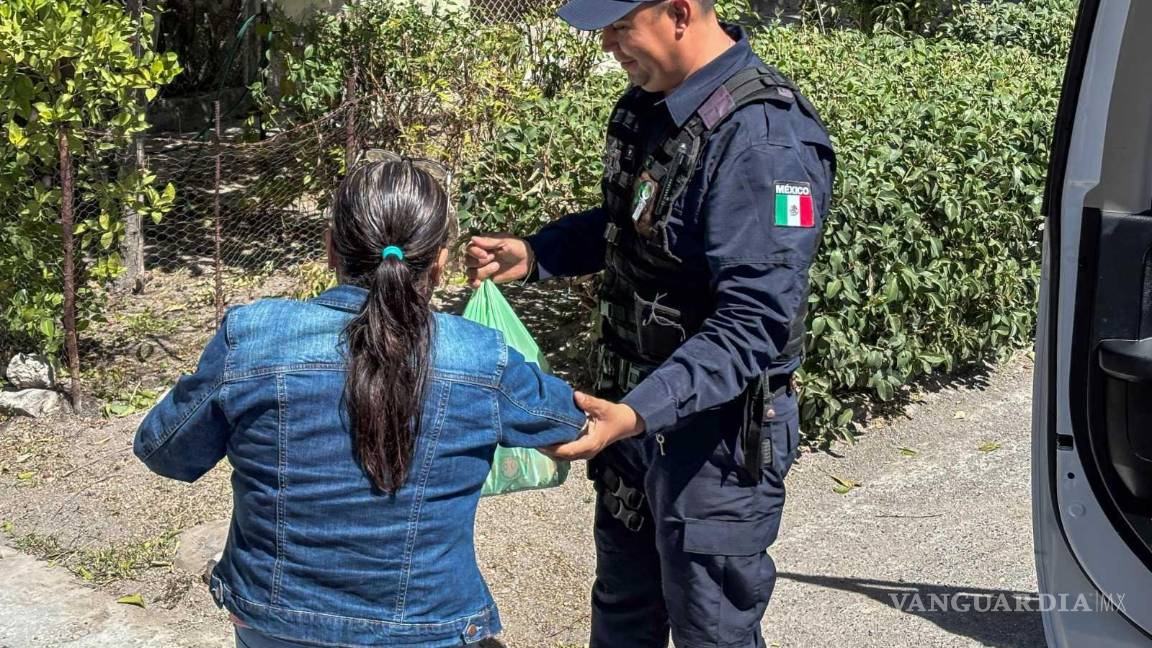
[523,206,611,280]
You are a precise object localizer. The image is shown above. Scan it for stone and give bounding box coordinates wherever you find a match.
[4,354,56,390]
[174,519,230,579]
[0,389,66,418]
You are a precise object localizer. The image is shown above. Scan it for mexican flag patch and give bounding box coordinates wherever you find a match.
[774,181,815,228]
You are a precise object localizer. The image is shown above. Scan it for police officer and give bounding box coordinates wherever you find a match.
[465,0,835,644]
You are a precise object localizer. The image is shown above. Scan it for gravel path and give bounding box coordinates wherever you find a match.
[0,356,1041,648]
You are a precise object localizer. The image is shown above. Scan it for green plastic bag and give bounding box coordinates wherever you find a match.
[463,280,571,496]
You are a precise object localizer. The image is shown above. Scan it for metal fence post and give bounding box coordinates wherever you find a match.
[344,54,359,169]
[58,126,82,410]
[214,100,224,325]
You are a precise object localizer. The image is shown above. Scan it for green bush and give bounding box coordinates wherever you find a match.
[256,0,601,158]
[0,0,180,354]
[456,73,621,236]
[938,0,1077,60]
[755,26,1060,439]
[459,24,1061,442]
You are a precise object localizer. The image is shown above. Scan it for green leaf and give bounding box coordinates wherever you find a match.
[898,447,919,457]
[6,122,27,148]
[978,441,1001,453]
[116,594,146,609]
[829,475,860,494]
[835,407,855,427]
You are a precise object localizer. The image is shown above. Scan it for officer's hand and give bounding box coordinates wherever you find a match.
[542,391,646,461]
[464,234,534,289]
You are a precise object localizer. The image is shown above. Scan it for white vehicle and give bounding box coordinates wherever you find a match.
[1033,0,1152,645]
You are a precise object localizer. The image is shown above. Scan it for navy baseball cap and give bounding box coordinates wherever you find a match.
[557,0,648,30]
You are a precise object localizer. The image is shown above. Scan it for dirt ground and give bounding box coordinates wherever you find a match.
[0,265,595,643]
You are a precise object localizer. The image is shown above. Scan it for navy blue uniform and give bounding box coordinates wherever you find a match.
[527,26,834,648]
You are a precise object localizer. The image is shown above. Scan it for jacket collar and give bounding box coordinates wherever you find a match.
[310,284,368,313]
[661,24,754,128]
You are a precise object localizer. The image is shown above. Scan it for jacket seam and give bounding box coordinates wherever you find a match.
[495,334,509,384]
[220,364,499,389]
[224,363,346,381]
[271,373,288,604]
[433,371,499,388]
[309,298,361,312]
[394,381,452,620]
[491,378,502,445]
[220,578,496,630]
[223,308,237,374]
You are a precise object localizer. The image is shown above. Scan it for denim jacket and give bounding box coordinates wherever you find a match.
[134,285,584,647]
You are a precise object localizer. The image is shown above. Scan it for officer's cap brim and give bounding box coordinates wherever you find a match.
[557,0,642,31]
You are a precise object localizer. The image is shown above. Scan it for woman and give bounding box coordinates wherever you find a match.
[134,160,586,647]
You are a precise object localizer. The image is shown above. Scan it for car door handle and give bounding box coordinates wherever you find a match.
[1099,337,1152,382]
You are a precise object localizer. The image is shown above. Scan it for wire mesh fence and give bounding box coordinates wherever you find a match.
[1,83,497,406]
[468,0,565,23]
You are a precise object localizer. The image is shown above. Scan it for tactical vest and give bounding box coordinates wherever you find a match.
[598,65,829,366]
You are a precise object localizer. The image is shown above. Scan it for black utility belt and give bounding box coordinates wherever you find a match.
[764,372,795,398]
[595,345,656,393]
[597,343,795,400]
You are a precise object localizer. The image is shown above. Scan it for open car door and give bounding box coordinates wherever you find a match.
[1034,0,1152,645]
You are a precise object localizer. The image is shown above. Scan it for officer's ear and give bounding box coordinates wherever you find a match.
[668,0,692,34]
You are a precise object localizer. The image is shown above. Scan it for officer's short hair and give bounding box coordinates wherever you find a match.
[697,0,716,12]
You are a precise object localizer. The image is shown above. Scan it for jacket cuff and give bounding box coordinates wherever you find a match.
[622,374,678,434]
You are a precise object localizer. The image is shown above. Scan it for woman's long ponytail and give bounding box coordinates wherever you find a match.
[330,161,453,493]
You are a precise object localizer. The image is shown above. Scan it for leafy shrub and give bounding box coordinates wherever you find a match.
[937,0,1077,60]
[457,24,1061,442]
[839,0,952,35]
[759,26,1059,438]
[0,0,180,354]
[255,0,601,159]
[456,73,620,236]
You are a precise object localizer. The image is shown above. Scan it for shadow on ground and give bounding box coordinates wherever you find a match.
[777,572,1046,648]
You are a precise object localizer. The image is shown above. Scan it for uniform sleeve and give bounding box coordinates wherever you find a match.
[622,143,829,433]
[496,345,586,447]
[524,206,610,280]
[134,316,232,482]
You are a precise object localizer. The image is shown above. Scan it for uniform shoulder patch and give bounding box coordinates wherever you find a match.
[773,181,815,228]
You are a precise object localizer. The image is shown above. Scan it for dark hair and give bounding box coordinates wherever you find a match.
[329,160,454,493]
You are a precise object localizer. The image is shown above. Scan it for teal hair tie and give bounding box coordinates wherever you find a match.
[381,245,405,261]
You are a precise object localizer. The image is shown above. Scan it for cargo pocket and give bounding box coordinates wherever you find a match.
[681,518,776,617]
[768,417,800,481]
